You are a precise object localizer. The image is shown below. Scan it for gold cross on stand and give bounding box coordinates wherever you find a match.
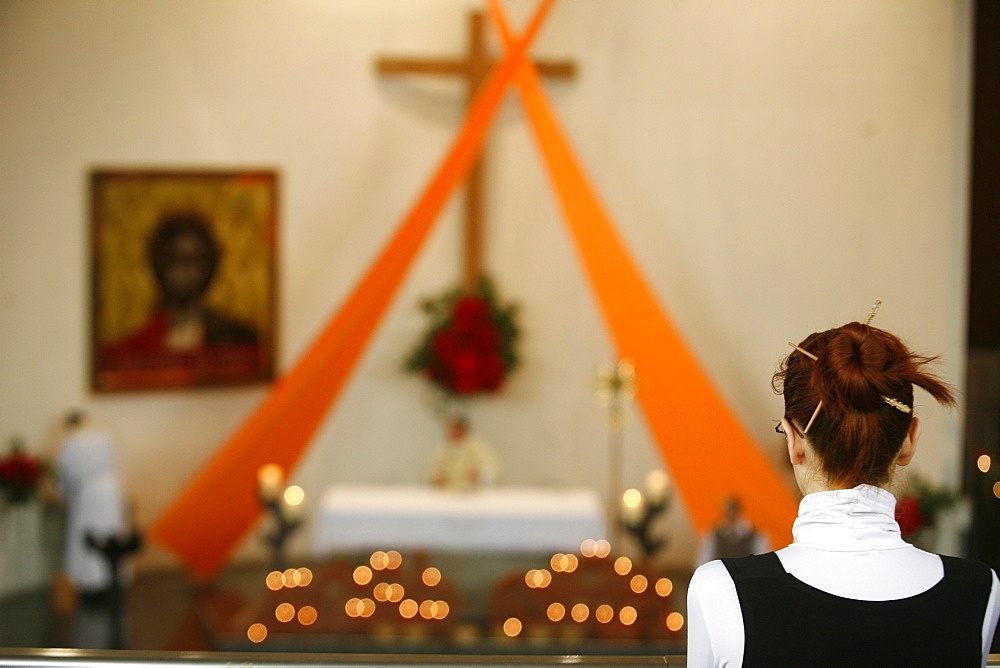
[377,10,576,291]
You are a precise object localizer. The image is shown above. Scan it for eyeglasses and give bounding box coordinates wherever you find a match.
[774,419,800,435]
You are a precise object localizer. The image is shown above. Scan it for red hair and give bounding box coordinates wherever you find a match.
[772,322,955,488]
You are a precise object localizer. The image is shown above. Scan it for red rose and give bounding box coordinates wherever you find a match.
[468,321,500,353]
[452,296,490,325]
[451,350,482,395]
[478,354,505,391]
[431,330,459,364]
[895,496,925,536]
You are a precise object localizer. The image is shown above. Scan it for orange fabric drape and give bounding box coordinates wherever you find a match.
[150,0,557,580]
[489,0,799,544]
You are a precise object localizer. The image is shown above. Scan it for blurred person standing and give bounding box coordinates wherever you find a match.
[55,410,131,598]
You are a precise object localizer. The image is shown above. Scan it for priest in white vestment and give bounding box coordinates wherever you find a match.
[427,417,499,492]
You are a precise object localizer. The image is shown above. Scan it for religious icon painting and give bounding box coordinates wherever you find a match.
[90,169,278,392]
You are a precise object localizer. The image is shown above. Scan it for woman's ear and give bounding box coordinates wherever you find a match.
[784,418,806,465]
[896,416,921,467]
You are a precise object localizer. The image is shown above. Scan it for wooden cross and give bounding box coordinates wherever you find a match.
[377,10,576,291]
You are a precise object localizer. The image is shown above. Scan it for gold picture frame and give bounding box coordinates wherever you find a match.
[90,169,278,392]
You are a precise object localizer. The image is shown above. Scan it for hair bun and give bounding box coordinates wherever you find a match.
[773,319,954,488]
[819,324,898,413]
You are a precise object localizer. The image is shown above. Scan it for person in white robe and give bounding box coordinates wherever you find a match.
[55,410,130,595]
[427,417,499,492]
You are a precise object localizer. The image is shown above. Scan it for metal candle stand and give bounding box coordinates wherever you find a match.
[261,494,301,571]
[257,464,306,570]
[622,493,669,558]
[85,530,143,593]
[83,529,143,649]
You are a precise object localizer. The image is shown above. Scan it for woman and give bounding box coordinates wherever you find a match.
[687,309,1000,667]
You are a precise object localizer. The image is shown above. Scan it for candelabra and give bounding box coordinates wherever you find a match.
[257,464,304,570]
[621,469,671,559]
[596,358,637,549]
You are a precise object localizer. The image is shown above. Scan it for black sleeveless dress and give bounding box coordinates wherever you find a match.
[722,551,992,667]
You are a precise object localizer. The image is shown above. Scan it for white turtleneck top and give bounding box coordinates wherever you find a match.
[686,485,1000,667]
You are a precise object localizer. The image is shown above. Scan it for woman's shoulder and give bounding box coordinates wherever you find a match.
[687,558,747,665]
[690,559,738,598]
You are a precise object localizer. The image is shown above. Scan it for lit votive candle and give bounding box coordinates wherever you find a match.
[644,469,669,505]
[258,464,285,502]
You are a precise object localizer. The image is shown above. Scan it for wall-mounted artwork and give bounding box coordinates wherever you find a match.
[90,170,278,392]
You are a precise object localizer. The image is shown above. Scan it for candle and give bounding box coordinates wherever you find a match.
[257,463,284,502]
[282,484,305,520]
[621,488,644,526]
[644,469,669,505]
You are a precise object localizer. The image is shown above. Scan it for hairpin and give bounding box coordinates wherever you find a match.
[787,342,818,361]
[786,342,822,433]
[863,299,882,326]
[861,301,911,413]
[802,401,823,434]
[882,396,912,414]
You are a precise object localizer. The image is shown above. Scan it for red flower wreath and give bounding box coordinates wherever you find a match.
[405,277,520,397]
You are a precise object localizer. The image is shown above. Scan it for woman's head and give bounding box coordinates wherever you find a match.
[772,320,955,488]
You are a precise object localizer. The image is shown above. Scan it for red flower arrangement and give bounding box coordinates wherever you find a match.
[894,474,956,541]
[894,496,925,536]
[0,437,45,505]
[405,277,520,397]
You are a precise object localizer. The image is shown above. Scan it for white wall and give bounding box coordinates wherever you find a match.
[0,0,972,573]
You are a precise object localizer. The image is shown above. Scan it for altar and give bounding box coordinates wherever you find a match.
[313,484,606,555]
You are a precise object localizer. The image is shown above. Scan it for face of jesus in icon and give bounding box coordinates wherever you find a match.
[150,214,220,311]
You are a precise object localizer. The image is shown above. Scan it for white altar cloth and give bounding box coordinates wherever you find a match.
[313,484,607,555]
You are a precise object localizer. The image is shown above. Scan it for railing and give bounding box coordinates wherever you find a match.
[0,648,686,666]
[5,648,1000,666]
